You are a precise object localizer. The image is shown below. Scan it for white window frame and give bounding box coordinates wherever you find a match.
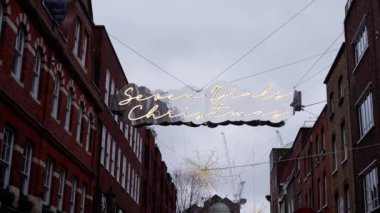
[341,122,348,162]
[353,22,368,65]
[13,27,26,81]
[339,196,344,213]
[64,90,73,132]
[104,70,110,106]
[85,114,93,152]
[116,148,121,183]
[133,129,137,153]
[129,127,133,147]
[73,20,81,56]
[70,178,77,213]
[51,74,61,119]
[105,133,111,171]
[111,141,116,176]
[357,91,374,139]
[363,166,379,212]
[110,80,115,108]
[100,126,106,165]
[345,188,351,213]
[332,139,337,172]
[21,143,32,195]
[127,163,131,194]
[120,120,124,131]
[139,137,143,162]
[81,33,88,67]
[131,169,135,200]
[80,185,86,213]
[31,49,42,99]
[57,169,66,211]
[0,126,14,189]
[121,155,126,188]
[42,159,53,205]
[135,173,138,201]
[76,103,84,143]
[124,124,129,139]
[138,176,141,204]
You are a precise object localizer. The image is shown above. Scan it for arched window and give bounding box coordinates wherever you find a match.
[31,49,42,99]
[13,27,26,81]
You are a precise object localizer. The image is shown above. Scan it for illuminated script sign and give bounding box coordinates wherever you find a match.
[111,82,292,128]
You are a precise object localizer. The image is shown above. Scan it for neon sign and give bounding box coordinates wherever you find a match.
[111,82,292,128]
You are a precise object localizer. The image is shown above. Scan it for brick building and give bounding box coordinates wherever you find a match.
[0,0,99,212]
[324,43,356,212]
[344,0,380,212]
[0,0,176,212]
[268,107,332,213]
[268,127,310,212]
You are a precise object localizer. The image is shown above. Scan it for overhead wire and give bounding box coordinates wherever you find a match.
[156,138,185,160]
[229,49,338,83]
[108,33,197,91]
[203,142,380,171]
[303,100,326,107]
[293,32,343,88]
[296,63,333,87]
[199,0,318,90]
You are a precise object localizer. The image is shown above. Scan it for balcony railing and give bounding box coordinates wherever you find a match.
[345,0,354,14]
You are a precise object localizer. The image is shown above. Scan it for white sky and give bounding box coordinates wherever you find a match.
[92,1,347,212]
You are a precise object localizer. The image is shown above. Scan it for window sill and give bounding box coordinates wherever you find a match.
[320,150,326,160]
[73,54,88,73]
[51,116,60,125]
[368,205,380,213]
[30,92,41,105]
[64,129,72,136]
[303,172,311,182]
[11,73,24,88]
[86,150,92,156]
[341,158,348,166]
[357,123,375,144]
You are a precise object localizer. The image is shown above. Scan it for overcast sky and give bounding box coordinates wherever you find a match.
[92,1,347,212]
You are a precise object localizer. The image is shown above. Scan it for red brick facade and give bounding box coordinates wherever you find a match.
[345,0,380,212]
[269,108,332,213]
[0,1,176,213]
